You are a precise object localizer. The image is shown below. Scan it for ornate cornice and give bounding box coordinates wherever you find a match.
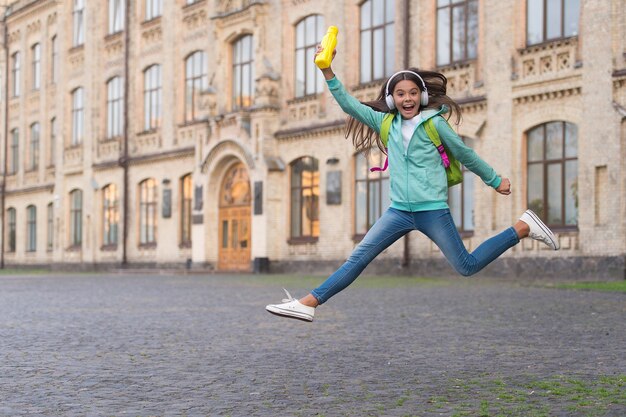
[513,86,581,105]
[275,119,345,141]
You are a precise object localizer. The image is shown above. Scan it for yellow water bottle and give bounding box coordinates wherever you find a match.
[315,26,338,69]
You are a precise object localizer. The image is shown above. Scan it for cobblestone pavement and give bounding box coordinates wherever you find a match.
[0,272,624,417]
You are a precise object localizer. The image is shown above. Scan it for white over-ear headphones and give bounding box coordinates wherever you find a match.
[385,70,429,110]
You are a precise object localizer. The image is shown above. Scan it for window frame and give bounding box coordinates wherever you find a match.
[108,0,125,35]
[49,117,56,167]
[180,174,192,246]
[31,43,41,91]
[289,156,320,243]
[145,0,162,21]
[232,35,254,110]
[11,51,20,97]
[139,178,157,246]
[9,128,19,175]
[102,184,119,247]
[73,0,85,47]
[106,76,124,139]
[26,205,37,252]
[294,15,325,98]
[69,189,83,247]
[359,0,395,84]
[51,35,58,84]
[184,51,208,122]
[7,208,17,253]
[353,149,390,240]
[71,87,84,146]
[143,64,162,131]
[526,121,578,229]
[526,0,580,46]
[47,202,54,252]
[29,122,40,171]
[436,0,479,67]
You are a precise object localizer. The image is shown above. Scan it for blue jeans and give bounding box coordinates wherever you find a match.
[311,207,519,304]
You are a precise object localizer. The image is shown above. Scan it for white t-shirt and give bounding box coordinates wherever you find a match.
[401,114,421,152]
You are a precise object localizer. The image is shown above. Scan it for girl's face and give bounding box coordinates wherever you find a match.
[392,79,421,119]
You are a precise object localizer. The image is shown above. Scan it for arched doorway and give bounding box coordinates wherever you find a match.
[218,162,251,271]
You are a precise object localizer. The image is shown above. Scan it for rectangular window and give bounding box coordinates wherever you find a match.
[354,150,390,236]
[526,0,580,46]
[181,175,192,245]
[73,0,85,46]
[49,118,56,167]
[51,36,58,84]
[12,52,20,97]
[109,0,125,34]
[47,203,54,251]
[103,184,119,246]
[290,157,319,239]
[360,0,395,83]
[70,190,83,246]
[185,52,208,121]
[107,77,124,138]
[144,65,162,130]
[31,44,41,90]
[7,208,17,252]
[29,123,40,171]
[72,88,84,145]
[9,129,19,175]
[295,15,325,98]
[436,0,478,66]
[27,206,37,252]
[145,0,162,20]
[139,179,157,245]
[232,35,254,109]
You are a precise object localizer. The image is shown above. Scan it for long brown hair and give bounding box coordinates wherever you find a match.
[346,68,461,156]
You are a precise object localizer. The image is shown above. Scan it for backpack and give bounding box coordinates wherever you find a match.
[372,113,463,188]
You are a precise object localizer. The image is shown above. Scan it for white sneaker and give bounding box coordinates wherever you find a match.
[520,209,560,250]
[266,289,315,322]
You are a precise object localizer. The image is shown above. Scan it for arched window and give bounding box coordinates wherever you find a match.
[107,77,124,139]
[7,208,16,252]
[360,0,395,83]
[71,87,84,145]
[12,52,20,97]
[31,43,41,90]
[436,0,478,67]
[232,35,254,109]
[448,137,475,233]
[102,184,119,246]
[9,128,19,175]
[180,174,193,246]
[290,157,319,240]
[526,0,580,46]
[47,203,54,251]
[527,121,578,227]
[354,149,390,238]
[51,35,58,84]
[70,189,83,247]
[139,178,157,245]
[144,65,161,130]
[185,51,208,121]
[29,122,40,171]
[295,15,325,98]
[26,205,37,252]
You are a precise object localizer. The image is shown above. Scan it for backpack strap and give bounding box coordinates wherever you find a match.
[370,113,394,172]
[424,118,450,168]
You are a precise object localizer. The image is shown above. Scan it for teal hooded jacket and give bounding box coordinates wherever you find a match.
[327,76,502,212]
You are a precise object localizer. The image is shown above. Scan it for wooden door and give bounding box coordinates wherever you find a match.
[217,163,251,271]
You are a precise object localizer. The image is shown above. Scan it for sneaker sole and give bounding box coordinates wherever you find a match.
[526,210,559,250]
[265,306,313,322]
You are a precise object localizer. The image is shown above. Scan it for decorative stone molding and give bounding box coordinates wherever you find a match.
[438,61,482,100]
[46,11,56,26]
[513,86,581,105]
[198,88,218,118]
[68,47,85,73]
[287,96,321,123]
[514,38,580,85]
[97,138,121,160]
[177,121,209,147]
[26,19,41,34]
[64,145,83,166]
[183,4,208,31]
[105,34,124,59]
[275,119,344,141]
[141,19,163,45]
[216,0,264,16]
[8,30,21,44]
[132,131,162,155]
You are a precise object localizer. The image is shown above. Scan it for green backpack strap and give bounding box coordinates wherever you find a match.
[424,117,463,187]
[380,113,394,148]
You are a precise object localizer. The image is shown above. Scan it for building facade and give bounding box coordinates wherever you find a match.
[0,0,625,278]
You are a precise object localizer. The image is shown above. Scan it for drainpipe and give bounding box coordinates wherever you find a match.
[1,21,9,269]
[120,0,131,266]
[401,0,410,269]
